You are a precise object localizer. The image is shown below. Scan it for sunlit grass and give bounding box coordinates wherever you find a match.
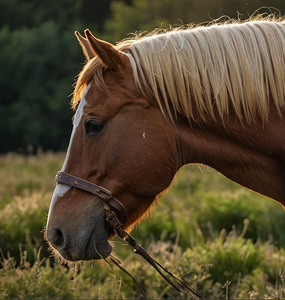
[0,152,285,299]
[0,151,65,208]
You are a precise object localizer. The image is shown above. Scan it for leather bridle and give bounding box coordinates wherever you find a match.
[55,171,204,299]
[55,171,127,224]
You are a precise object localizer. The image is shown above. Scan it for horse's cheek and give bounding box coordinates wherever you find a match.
[126,134,176,194]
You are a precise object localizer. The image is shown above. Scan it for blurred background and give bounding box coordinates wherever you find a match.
[1,0,285,154]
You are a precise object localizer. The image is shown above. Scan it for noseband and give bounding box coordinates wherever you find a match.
[55,171,127,224]
[54,171,204,299]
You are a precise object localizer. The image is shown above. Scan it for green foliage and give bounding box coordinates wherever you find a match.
[1,0,285,153]
[0,152,64,264]
[1,153,285,298]
[135,166,285,250]
[0,22,80,153]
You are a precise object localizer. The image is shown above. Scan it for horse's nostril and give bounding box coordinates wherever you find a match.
[49,228,64,247]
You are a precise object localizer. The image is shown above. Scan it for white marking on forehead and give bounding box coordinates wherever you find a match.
[61,83,91,171]
[47,84,91,222]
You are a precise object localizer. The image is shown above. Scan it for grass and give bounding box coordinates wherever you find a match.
[0,152,285,299]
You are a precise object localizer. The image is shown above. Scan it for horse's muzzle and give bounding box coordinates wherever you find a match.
[46,224,112,261]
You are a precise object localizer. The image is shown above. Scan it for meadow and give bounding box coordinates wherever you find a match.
[0,152,285,299]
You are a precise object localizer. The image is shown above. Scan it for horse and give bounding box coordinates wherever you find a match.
[46,16,285,265]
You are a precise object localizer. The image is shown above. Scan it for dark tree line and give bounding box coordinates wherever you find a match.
[1,0,284,153]
[0,0,116,153]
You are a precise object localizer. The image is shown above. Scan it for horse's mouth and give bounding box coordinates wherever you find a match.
[85,239,113,260]
[48,235,113,262]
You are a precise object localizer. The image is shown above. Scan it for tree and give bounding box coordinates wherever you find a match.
[0,22,82,153]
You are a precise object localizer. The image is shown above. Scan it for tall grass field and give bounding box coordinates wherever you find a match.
[0,152,285,299]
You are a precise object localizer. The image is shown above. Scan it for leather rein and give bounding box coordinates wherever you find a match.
[55,171,204,299]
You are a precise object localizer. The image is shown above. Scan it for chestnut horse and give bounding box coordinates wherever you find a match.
[46,17,285,263]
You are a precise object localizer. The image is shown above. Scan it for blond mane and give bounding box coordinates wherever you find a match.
[73,16,285,122]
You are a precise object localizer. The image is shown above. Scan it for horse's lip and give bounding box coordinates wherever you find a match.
[55,238,112,261]
[84,225,113,260]
[84,242,112,260]
[57,248,84,261]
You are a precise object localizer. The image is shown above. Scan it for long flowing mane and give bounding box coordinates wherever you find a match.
[73,16,285,123]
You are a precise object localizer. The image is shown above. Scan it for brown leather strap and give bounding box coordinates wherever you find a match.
[107,256,148,299]
[55,171,128,223]
[121,232,204,299]
[104,203,204,299]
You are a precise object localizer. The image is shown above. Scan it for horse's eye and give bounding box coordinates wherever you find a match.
[85,120,105,134]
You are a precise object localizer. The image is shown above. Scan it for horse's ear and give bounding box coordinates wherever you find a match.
[75,31,96,60]
[84,29,128,70]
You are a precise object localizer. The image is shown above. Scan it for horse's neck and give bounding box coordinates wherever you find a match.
[174,115,285,206]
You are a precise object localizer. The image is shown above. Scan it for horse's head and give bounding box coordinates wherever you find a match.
[45,30,178,261]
